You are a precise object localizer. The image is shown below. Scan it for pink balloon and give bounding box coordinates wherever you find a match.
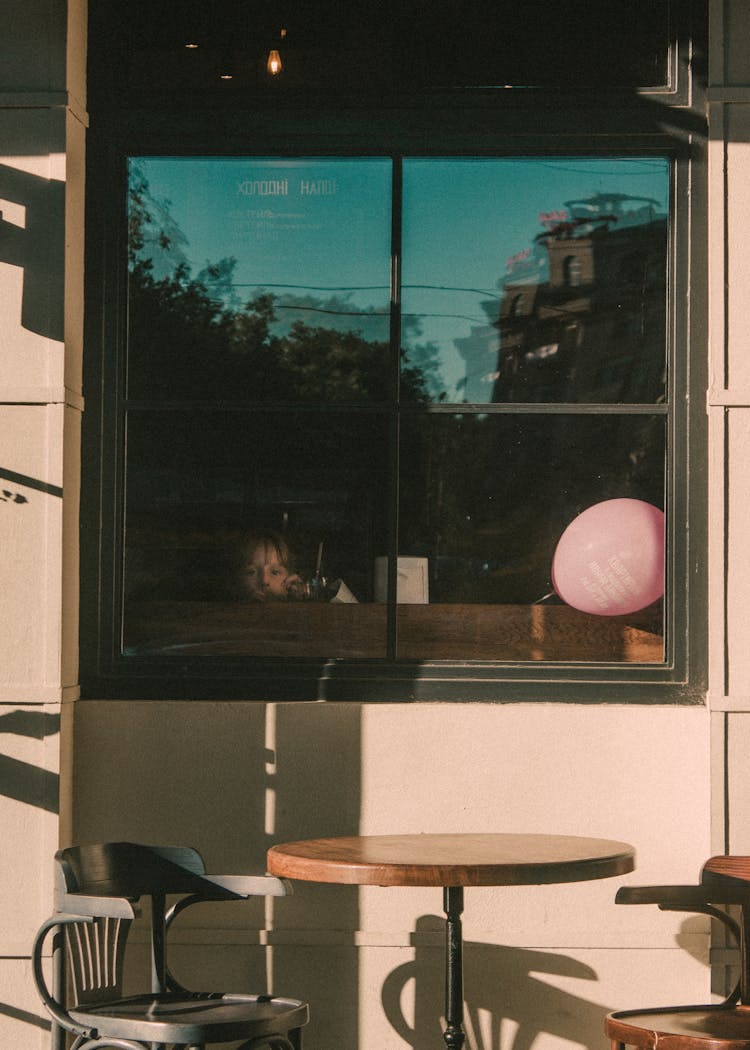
[551,499,664,616]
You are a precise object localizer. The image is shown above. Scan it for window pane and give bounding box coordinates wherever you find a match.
[120,152,672,671]
[123,410,389,657]
[396,413,665,662]
[401,158,669,405]
[127,157,392,402]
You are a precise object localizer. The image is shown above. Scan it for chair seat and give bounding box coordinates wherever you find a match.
[70,992,309,1044]
[606,1005,750,1050]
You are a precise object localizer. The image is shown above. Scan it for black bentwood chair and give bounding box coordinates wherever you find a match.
[606,856,750,1050]
[33,842,309,1050]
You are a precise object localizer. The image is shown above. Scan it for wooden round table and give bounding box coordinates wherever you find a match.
[267,833,635,1049]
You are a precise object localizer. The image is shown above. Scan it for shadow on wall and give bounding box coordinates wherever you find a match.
[64,702,711,1049]
[0,473,62,811]
[0,709,59,813]
[68,700,363,1049]
[0,161,64,342]
[0,1001,50,1032]
[383,917,613,1050]
[0,466,62,499]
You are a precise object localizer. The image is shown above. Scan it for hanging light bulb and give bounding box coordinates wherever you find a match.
[266,28,286,76]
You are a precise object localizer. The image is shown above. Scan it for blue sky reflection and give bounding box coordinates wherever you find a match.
[132,154,669,401]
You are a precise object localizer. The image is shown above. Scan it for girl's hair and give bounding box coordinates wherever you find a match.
[225,529,299,588]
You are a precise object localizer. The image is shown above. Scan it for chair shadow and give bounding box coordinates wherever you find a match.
[382,915,612,1050]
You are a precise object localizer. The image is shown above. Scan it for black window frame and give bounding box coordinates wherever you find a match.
[80,4,707,703]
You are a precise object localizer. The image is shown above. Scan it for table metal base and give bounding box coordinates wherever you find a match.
[443,886,465,1049]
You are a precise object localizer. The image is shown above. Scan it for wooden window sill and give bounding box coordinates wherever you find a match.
[124,601,663,663]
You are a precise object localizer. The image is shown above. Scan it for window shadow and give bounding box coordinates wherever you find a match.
[0,710,59,813]
[270,702,363,1049]
[0,161,64,343]
[0,467,62,499]
[66,700,363,1049]
[0,1001,50,1031]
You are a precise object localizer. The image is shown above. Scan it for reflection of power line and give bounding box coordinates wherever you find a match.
[277,304,389,317]
[231,282,502,298]
[275,303,490,324]
[233,282,389,291]
[405,284,502,300]
[403,312,491,324]
[538,160,668,176]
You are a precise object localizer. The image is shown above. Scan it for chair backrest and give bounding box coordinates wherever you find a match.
[703,856,750,887]
[63,910,132,1008]
[615,855,750,1007]
[702,856,750,1006]
[56,840,291,1007]
[56,842,220,1004]
[58,841,208,899]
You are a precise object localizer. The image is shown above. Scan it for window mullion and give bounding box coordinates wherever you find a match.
[386,156,403,659]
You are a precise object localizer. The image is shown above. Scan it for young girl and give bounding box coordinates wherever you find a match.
[230,531,303,602]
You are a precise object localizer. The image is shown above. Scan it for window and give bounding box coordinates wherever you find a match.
[563,256,582,288]
[82,1,706,700]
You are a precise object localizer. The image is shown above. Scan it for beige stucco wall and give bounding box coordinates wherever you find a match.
[68,700,712,1049]
[0,0,84,1045]
[5,1,750,1048]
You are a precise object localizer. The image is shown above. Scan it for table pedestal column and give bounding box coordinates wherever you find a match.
[443,886,465,1049]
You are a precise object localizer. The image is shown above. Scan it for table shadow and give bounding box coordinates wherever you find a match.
[382,915,611,1050]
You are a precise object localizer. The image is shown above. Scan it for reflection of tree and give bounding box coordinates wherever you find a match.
[403,341,447,403]
[127,169,436,404]
[128,259,439,403]
[128,161,190,277]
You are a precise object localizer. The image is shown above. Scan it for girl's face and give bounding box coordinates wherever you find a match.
[240,542,292,601]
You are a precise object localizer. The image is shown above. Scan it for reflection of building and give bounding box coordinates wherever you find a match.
[453,310,502,402]
[458,194,667,404]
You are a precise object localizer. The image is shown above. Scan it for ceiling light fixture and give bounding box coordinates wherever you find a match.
[266,28,286,76]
